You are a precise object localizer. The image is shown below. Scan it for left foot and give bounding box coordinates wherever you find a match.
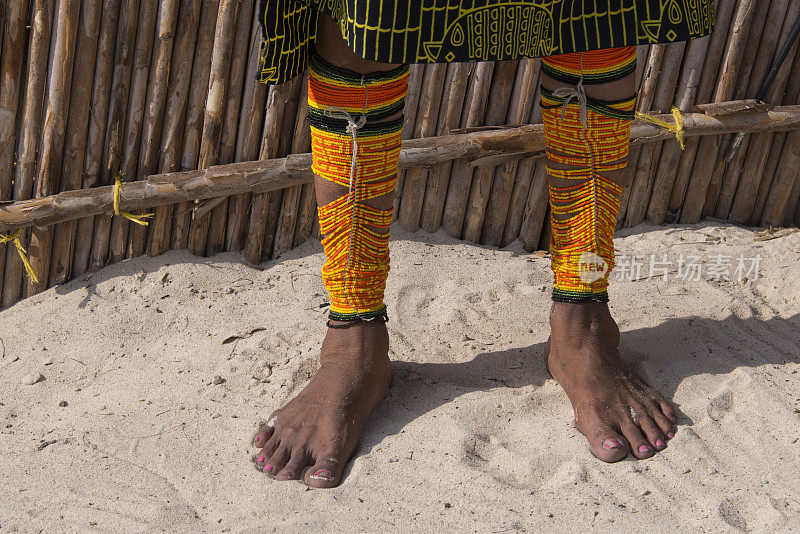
[547,301,677,462]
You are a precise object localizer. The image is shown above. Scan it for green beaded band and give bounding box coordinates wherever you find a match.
[540,88,636,121]
[327,306,389,328]
[310,51,409,84]
[541,59,636,86]
[552,289,610,303]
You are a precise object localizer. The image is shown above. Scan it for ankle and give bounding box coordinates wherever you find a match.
[549,301,619,341]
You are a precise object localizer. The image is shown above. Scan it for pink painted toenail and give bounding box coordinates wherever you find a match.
[639,445,651,453]
[602,439,622,451]
[257,456,265,463]
[656,440,665,448]
[310,469,333,481]
[264,464,273,473]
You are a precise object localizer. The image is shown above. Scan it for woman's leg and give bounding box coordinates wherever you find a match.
[541,47,677,461]
[251,16,408,488]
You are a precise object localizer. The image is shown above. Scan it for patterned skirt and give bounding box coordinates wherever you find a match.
[258,0,714,84]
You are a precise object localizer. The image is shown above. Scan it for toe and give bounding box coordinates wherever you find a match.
[652,411,676,440]
[637,413,667,451]
[621,422,654,459]
[264,445,291,477]
[252,422,275,448]
[258,435,280,468]
[305,454,347,488]
[276,449,311,481]
[659,400,677,424]
[590,432,630,463]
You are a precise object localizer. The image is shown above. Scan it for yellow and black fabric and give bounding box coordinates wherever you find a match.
[258,0,714,84]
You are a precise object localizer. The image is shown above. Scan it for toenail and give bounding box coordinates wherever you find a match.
[279,471,293,478]
[602,439,623,451]
[667,431,675,439]
[655,440,665,448]
[639,445,651,454]
[257,456,265,463]
[264,464,273,473]
[310,469,333,481]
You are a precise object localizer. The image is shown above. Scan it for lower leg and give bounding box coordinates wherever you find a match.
[252,17,408,488]
[541,48,677,462]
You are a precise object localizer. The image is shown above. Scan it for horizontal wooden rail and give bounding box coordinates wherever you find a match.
[1,100,799,232]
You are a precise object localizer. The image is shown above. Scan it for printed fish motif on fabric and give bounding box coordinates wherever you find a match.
[258,0,714,84]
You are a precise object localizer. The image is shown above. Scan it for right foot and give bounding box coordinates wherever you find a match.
[251,320,391,488]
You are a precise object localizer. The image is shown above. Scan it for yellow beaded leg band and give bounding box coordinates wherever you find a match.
[541,47,636,303]
[308,53,409,326]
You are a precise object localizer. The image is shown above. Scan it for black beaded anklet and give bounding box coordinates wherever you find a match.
[326,309,390,329]
[552,289,610,303]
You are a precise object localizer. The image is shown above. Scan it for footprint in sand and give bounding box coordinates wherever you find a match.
[463,434,530,485]
[541,460,588,490]
[718,494,787,531]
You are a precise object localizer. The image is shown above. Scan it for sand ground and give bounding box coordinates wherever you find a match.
[1,222,799,532]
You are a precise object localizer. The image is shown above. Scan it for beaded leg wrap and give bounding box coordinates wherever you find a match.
[541,47,637,303]
[308,53,409,328]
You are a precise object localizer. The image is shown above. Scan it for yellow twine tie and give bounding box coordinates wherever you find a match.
[0,229,39,284]
[114,176,154,226]
[636,107,685,150]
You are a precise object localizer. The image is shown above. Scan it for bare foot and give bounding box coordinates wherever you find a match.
[251,320,391,487]
[546,301,677,462]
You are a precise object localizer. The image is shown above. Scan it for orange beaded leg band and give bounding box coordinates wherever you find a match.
[308,53,409,326]
[541,47,636,303]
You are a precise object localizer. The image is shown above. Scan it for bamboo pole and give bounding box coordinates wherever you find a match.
[146,0,202,256]
[272,71,310,259]
[624,41,686,228]
[668,0,737,216]
[502,62,543,247]
[755,42,800,225]
[204,0,253,256]
[2,0,54,307]
[48,0,104,286]
[170,0,220,251]
[462,60,516,243]
[441,61,494,238]
[186,0,241,256]
[481,58,539,247]
[106,0,159,266]
[617,44,665,227]
[517,162,550,251]
[730,0,800,224]
[645,35,711,224]
[224,0,267,252]
[87,0,140,272]
[392,63,425,221]
[260,77,303,261]
[71,0,121,278]
[0,0,27,202]
[679,0,759,224]
[761,47,800,226]
[24,0,81,296]
[126,0,181,259]
[4,102,800,232]
[0,0,29,296]
[418,62,471,233]
[242,78,295,265]
[397,63,447,231]
[713,0,792,221]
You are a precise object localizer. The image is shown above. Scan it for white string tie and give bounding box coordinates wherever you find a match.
[323,106,366,201]
[553,78,588,128]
